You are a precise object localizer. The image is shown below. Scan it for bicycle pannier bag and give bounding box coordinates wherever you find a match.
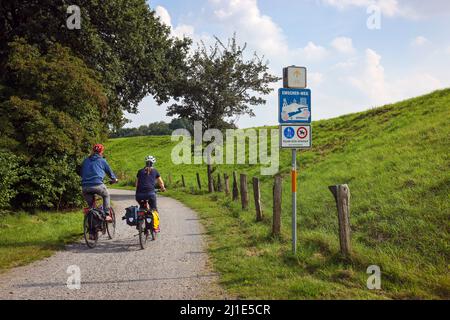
[125,206,138,226]
[88,208,104,232]
[152,210,160,231]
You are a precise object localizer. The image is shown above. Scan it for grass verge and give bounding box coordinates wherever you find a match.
[0,211,83,273]
[165,189,449,299]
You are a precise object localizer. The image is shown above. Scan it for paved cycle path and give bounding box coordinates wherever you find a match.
[0,189,226,299]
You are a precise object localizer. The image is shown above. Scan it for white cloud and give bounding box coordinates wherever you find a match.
[349,49,388,104]
[210,0,288,57]
[154,5,212,45]
[155,6,172,27]
[331,37,356,54]
[300,42,328,60]
[173,24,195,39]
[309,72,325,86]
[208,0,330,65]
[390,73,442,100]
[411,36,429,47]
[333,58,357,69]
[349,48,443,106]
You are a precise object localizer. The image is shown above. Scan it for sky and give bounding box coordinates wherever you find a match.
[124,0,450,128]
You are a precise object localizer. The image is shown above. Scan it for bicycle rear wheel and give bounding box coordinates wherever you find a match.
[138,220,149,249]
[106,207,116,239]
[84,214,98,248]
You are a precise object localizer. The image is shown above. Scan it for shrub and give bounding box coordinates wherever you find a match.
[0,39,107,210]
[0,151,21,209]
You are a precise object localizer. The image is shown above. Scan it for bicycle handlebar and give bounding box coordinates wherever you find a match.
[108,179,119,185]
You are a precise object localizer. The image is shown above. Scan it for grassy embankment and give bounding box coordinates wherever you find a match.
[0,211,83,272]
[107,89,449,299]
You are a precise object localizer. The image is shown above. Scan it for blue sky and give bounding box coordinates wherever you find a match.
[125,0,450,128]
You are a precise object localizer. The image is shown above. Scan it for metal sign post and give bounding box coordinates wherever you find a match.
[279,65,311,255]
[291,149,297,254]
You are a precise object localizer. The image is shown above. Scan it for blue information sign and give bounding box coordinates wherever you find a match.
[279,88,311,124]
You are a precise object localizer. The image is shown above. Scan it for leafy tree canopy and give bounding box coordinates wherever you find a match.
[0,0,191,127]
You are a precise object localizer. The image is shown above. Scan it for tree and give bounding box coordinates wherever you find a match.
[109,121,174,138]
[169,118,194,134]
[149,121,172,135]
[0,0,191,127]
[167,35,280,130]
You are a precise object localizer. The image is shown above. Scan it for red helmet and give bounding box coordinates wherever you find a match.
[92,144,105,154]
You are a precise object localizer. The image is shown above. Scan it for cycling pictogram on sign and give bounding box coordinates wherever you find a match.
[284,127,295,139]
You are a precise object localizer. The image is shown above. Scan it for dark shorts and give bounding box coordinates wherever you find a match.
[136,192,157,210]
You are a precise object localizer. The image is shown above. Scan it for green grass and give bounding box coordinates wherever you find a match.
[106,89,450,299]
[0,211,83,272]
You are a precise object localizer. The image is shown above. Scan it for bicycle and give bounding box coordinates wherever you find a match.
[83,181,117,248]
[122,188,164,249]
[136,199,158,250]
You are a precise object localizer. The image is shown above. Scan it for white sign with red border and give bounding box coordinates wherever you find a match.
[280,124,312,149]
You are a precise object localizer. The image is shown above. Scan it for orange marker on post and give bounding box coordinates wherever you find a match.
[291,170,297,193]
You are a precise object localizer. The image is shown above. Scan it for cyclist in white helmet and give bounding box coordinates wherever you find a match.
[135,155,165,213]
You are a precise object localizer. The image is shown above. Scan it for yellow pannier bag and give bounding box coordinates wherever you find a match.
[152,210,160,230]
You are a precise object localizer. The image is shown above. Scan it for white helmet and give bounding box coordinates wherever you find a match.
[145,155,156,164]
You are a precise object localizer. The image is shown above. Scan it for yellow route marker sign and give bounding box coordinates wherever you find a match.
[283,66,307,88]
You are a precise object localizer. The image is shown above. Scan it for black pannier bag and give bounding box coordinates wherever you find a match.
[124,206,139,226]
[88,208,104,232]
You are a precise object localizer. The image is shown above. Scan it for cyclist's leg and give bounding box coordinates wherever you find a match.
[149,193,157,211]
[82,188,95,208]
[82,187,97,238]
[97,184,111,215]
[149,193,159,232]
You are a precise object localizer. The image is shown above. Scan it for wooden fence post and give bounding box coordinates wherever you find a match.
[217,174,223,192]
[240,174,249,210]
[272,175,282,237]
[196,173,202,190]
[232,171,239,201]
[207,165,214,193]
[328,184,352,257]
[181,175,186,188]
[253,177,263,221]
[224,174,230,195]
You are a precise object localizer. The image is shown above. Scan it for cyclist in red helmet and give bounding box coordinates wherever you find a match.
[81,144,118,222]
